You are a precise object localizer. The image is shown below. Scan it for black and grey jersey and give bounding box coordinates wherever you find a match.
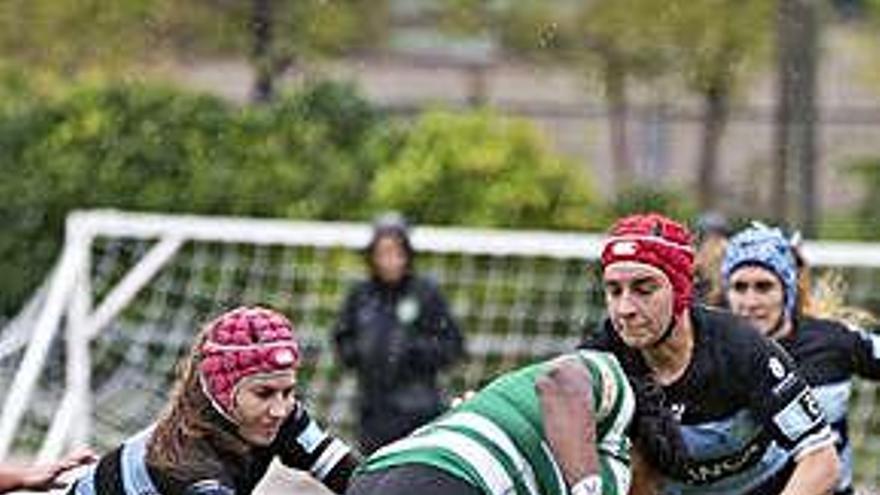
[68,404,358,495]
[584,306,835,495]
[779,316,880,494]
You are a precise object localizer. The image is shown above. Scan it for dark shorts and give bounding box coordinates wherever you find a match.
[346,464,482,495]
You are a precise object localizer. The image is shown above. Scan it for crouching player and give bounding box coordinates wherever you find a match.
[346,349,635,495]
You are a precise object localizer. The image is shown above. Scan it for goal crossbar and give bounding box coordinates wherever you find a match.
[2,209,880,462]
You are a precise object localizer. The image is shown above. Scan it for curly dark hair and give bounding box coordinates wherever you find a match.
[627,375,692,480]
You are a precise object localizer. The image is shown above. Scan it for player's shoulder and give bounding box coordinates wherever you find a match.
[695,305,762,344]
[407,273,443,295]
[694,306,779,362]
[797,315,851,338]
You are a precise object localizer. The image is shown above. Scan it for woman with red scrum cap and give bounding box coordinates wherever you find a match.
[581,213,839,495]
[67,306,360,495]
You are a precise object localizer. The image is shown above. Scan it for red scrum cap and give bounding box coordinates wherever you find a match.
[198,306,300,420]
[601,213,695,316]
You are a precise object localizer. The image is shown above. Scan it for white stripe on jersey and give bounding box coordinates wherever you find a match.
[297,418,329,454]
[435,412,541,495]
[791,426,836,462]
[540,442,568,495]
[587,351,636,438]
[374,430,516,495]
[810,380,851,424]
[605,456,631,495]
[865,331,880,361]
[310,438,351,480]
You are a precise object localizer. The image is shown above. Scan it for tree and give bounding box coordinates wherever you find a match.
[443,0,674,194]
[449,0,775,210]
[0,0,391,102]
[212,0,391,102]
[0,0,161,73]
[774,0,822,235]
[665,0,773,210]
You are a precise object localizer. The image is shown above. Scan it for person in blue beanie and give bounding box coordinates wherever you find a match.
[723,223,880,495]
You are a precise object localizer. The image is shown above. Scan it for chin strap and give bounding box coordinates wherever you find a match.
[651,316,678,348]
[766,313,790,340]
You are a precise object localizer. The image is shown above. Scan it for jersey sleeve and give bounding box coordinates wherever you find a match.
[577,350,635,495]
[274,405,360,493]
[745,337,835,459]
[846,326,880,379]
[577,350,635,441]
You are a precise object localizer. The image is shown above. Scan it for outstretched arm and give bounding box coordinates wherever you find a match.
[780,444,839,495]
[0,448,97,494]
[536,357,601,494]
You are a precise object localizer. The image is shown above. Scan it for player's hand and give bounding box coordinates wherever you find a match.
[537,357,599,485]
[17,448,98,491]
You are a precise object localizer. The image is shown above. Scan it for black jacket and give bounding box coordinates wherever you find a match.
[333,274,464,439]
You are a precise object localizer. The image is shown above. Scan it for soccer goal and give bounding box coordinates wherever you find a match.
[1,209,880,489]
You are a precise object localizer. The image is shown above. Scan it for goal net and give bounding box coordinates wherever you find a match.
[1,210,880,490]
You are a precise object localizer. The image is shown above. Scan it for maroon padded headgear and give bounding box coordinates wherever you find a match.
[198,306,300,420]
[601,213,695,316]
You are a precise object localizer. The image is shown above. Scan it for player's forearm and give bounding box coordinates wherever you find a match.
[536,358,600,484]
[0,466,27,493]
[780,445,839,495]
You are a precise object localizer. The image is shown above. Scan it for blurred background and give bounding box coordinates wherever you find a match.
[2,0,880,322]
[2,0,880,492]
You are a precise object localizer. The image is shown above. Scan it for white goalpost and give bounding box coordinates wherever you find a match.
[1,209,880,489]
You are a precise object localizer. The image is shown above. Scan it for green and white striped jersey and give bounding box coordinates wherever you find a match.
[359,349,635,495]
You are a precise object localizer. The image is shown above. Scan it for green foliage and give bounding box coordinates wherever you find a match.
[0,0,160,72]
[159,0,389,60]
[251,81,393,220]
[663,0,773,93]
[0,79,608,317]
[369,110,602,230]
[0,80,391,315]
[604,184,697,225]
[0,0,390,77]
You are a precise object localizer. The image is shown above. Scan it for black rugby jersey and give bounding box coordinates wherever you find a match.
[68,404,358,495]
[778,316,880,494]
[583,306,835,495]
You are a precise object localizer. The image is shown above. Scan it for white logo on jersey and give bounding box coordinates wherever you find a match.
[611,241,638,256]
[768,356,786,380]
[396,297,420,324]
[671,403,686,421]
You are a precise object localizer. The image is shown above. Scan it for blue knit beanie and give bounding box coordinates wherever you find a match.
[721,224,798,318]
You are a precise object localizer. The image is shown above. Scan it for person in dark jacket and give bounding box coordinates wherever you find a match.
[333,212,465,454]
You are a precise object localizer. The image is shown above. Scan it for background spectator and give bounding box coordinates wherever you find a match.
[334,212,465,454]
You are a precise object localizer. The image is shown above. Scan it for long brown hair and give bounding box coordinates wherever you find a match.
[802,269,877,330]
[695,235,729,308]
[146,324,250,478]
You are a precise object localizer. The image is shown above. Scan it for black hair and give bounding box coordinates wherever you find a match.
[365,212,415,275]
[627,375,692,480]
